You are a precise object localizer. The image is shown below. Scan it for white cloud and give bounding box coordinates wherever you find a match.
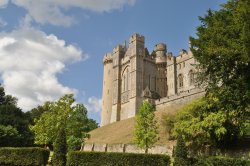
[0,17,7,27]
[0,27,87,111]
[7,0,136,26]
[0,0,8,8]
[86,96,102,113]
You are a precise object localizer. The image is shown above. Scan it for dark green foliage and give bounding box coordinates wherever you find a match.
[0,125,20,146]
[194,156,250,166]
[0,85,34,147]
[67,151,170,166]
[173,135,189,166]
[52,128,67,166]
[173,157,191,166]
[0,85,5,105]
[189,0,250,147]
[0,147,49,166]
[174,135,188,159]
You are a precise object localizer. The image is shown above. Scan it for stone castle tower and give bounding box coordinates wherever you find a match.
[101,33,198,126]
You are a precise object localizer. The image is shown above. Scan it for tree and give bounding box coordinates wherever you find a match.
[0,125,20,146]
[0,85,33,146]
[31,94,98,151]
[51,127,67,166]
[133,101,158,153]
[187,0,250,147]
[66,103,98,151]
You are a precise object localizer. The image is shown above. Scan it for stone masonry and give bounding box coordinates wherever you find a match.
[101,33,203,126]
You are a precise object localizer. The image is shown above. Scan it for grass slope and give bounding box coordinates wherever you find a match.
[86,105,183,145]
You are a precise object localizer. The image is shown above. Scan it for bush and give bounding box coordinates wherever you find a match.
[0,147,50,166]
[67,151,170,166]
[173,157,191,166]
[194,156,250,166]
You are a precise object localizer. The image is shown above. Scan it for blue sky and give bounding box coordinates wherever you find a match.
[0,0,227,124]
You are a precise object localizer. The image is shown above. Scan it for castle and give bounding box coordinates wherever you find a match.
[101,33,201,126]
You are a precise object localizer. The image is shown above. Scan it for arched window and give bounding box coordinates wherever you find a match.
[126,68,129,91]
[178,74,184,88]
[189,70,195,85]
[122,67,130,92]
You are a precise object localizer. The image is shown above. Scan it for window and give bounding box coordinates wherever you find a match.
[178,74,184,88]
[179,63,181,69]
[122,67,130,92]
[183,62,185,68]
[189,70,195,85]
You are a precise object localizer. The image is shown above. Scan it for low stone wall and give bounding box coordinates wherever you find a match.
[155,88,205,112]
[81,143,173,156]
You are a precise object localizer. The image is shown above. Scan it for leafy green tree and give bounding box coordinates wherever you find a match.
[133,101,158,153]
[52,127,67,166]
[186,0,250,147]
[0,125,20,146]
[31,94,75,146]
[31,94,98,151]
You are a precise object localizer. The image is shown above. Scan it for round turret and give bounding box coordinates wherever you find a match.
[154,43,167,64]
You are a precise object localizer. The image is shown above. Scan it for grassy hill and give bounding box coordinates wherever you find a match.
[86,104,184,145]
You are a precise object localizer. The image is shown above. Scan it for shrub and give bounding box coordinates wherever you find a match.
[194,156,250,166]
[67,151,170,166]
[173,135,189,166]
[173,157,191,166]
[52,127,67,166]
[0,147,50,166]
[173,135,188,158]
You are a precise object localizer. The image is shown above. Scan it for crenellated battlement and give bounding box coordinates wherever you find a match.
[103,53,113,64]
[176,49,192,63]
[113,44,125,54]
[129,33,145,44]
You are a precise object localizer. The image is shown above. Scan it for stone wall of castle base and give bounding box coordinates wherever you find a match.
[155,88,205,113]
[81,143,173,156]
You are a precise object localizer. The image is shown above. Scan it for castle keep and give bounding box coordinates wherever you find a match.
[101,33,201,126]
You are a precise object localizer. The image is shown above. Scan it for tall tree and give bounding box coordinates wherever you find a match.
[187,0,250,146]
[0,85,33,146]
[133,101,158,153]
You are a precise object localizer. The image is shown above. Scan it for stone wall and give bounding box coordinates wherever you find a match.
[155,88,205,112]
[81,143,173,156]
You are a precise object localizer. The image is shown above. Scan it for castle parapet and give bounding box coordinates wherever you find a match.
[113,45,125,54]
[176,49,192,63]
[103,53,113,64]
[129,33,145,44]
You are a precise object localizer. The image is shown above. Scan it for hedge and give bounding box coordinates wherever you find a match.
[67,151,170,166]
[0,147,50,166]
[194,156,250,166]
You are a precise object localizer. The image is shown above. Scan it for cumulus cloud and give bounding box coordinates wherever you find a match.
[6,0,136,26]
[0,27,86,110]
[86,96,102,113]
